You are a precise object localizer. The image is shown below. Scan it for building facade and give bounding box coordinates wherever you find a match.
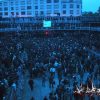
[0,0,82,17]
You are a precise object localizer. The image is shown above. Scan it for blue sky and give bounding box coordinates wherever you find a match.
[83,0,100,12]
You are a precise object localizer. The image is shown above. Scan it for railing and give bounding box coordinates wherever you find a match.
[0,27,100,32]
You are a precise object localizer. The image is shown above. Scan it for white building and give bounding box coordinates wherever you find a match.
[0,0,82,17]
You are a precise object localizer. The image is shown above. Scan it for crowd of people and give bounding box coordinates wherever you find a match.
[0,31,100,100]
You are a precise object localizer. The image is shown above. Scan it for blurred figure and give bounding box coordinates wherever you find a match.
[30,96,35,100]
[43,96,48,100]
[42,74,46,87]
[28,78,34,91]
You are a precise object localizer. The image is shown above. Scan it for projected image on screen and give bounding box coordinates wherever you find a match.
[43,20,51,27]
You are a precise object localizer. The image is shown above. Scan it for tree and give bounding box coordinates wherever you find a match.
[97,6,100,15]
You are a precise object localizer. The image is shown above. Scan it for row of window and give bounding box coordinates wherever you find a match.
[0,4,80,11]
[0,6,32,11]
[47,0,75,3]
[0,10,80,16]
[0,0,75,5]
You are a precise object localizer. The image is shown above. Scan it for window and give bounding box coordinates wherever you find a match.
[21,12,25,15]
[27,1,31,5]
[11,7,14,10]
[11,12,14,15]
[16,7,19,10]
[77,10,79,14]
[21,6,25,10]
[4,2,8,6]
[40,0,44,4]
[70,0,73,2]
[0,8,2,10]
[35,11,38,16]
[40,5,44,9]
[16,12,19,15]
[27,6,32,9]
[15,1,18,5]
[40,11,44,15]
[47,0,51,3]
[70,4,73,8]
[0,12,2,16]
[0,3,2,6]
[4,7,8,11]
[54,0,59,3]
[27,11,32,15]
[77,5,80,8]
[54,5,59,9]
[35,6,38,9]
[63,10,66,14]
[54,10,59,14]
[47,5,51,9]
[21,1,25,5]
[35,0,38,4]
[70,10,73,14]
[47,10,51,14]
[4,12,8,15]
[63,4,66,8]
[10,2,14,5]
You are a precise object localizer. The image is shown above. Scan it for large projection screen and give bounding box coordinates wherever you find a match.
[43,20,51,27]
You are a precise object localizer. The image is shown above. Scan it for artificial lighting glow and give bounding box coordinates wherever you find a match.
[43,20,51,27]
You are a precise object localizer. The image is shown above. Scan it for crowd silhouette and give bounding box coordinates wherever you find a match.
[0,31,100,100]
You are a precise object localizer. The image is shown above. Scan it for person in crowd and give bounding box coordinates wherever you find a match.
[0,30,99,100]
[42,74,46,87]
[28,78,34,91]
[30,96,35,100]
[43,96,48,100]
